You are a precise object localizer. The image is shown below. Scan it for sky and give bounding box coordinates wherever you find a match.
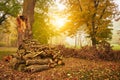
[113,0,120,30]
[114,0,120,10]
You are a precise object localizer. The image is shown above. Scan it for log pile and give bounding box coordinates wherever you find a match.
[9,39,64,73]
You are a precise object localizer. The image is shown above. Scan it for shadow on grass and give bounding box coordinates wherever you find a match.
[0,47,17,60]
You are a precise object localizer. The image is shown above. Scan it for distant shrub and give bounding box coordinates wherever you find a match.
[97,41,113,61]
[56,45,75,58]
[76,46,99,60]
[112,50,120,61]
[57,43,120,61]
[96,41,120,61]
[57,45,99,60]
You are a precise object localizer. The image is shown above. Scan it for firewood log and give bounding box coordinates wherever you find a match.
[49,63,57,68]
[23,51,44,60]
[24,65,49,72]
[23,53,34,60]
[9,58,20,69]
[9,39,65,72]
[57,60,64,65]
[33,51,45,57]
[26,59,50,65]
[17,64,26,71]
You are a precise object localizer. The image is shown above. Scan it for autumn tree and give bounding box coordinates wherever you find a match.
[33,12,53,44]
[0,16,17,46]
[61,0,119,46]
[85,0,117,46]
[22,0,36,39]
[33,0,58,44]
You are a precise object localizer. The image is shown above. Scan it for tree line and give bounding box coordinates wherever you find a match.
[0,0,119,47]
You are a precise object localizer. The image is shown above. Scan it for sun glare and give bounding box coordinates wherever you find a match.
[54,17,66,29]
[50,16,66,29]
[55,0,66,11]
[65,37,75,46]
[49,0,67,29]
[56,3,65,11]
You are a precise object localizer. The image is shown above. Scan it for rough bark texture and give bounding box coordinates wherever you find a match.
[23,0,36,26]
[22,0,36,39]
[16,16,26,46]
[91,0,99,46]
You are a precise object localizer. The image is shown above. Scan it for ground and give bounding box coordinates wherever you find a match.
[0,57,120,80]
[0,47,17,59]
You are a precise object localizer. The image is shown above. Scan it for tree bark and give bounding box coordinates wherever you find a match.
[91,0,99,46]
[22,0,36,39]
[17,0,36,47]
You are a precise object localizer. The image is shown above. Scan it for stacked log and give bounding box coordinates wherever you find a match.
[9,39,64,73]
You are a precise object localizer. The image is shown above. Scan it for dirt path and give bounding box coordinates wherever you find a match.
[0,58,120,80]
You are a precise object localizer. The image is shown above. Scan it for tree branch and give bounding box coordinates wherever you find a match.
[0,13,6,25]
[77,0,82,12]
[99,0,108,20]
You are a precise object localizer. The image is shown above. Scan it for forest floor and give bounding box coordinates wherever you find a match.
[0,57,120,80]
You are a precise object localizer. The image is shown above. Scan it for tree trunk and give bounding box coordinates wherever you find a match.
[91,0,99,47]
[91,37,96,46]
[75,34,77,48]
[91,20,97,46]
[91,17,96,46]
[22,0,36,39]
[16,0,36,47]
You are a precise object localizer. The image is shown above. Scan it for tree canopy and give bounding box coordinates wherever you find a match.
[0,0,120,46]
[60,0,119,46]
[0,0,21,24]
[33,0,56,44]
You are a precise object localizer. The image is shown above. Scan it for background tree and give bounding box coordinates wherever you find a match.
[0,0,21,25]
[33,12,55,44]
[61,0,119,46]
[33,0,57,44]
[0,16,17,47]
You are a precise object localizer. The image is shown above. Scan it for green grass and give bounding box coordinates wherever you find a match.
[111,44,120,50]
[0,47,17,60]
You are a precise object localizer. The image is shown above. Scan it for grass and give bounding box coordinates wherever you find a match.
[111,44,120,50]
[65,44,120,50]
[0,47,17,59]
